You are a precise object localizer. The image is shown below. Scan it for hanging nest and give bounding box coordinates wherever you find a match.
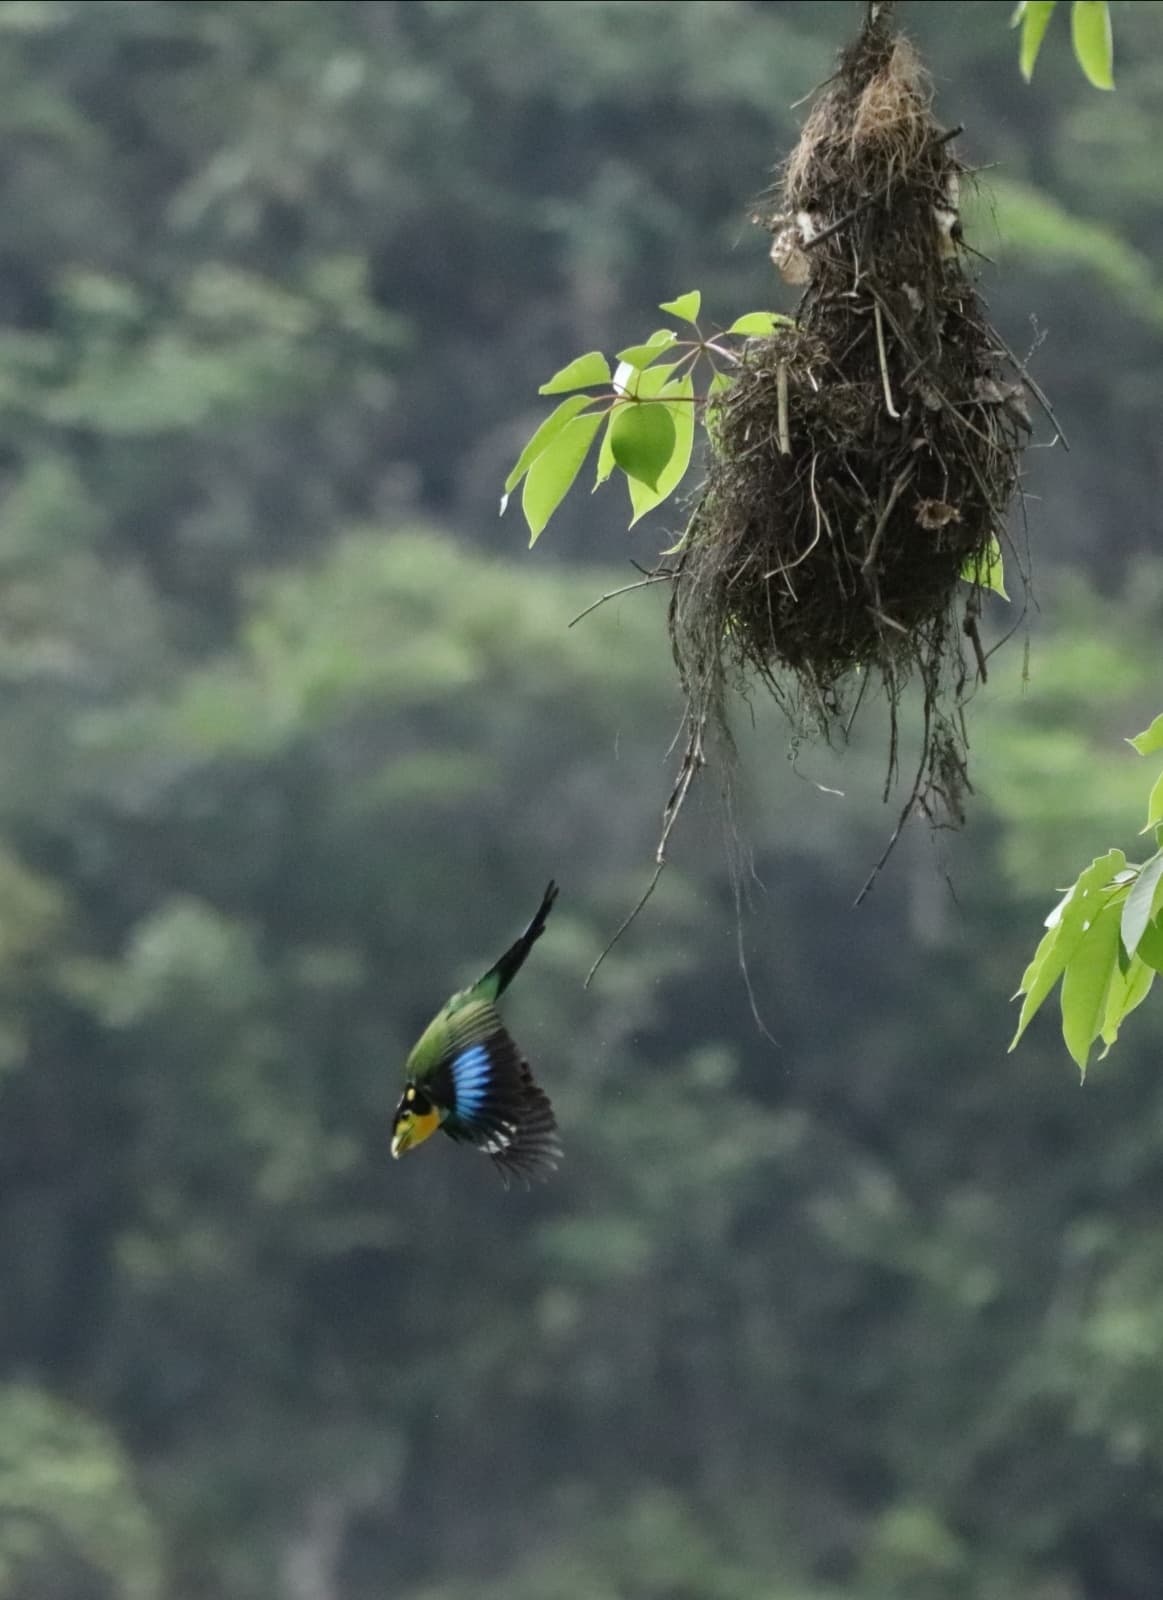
[663,0,1043,894]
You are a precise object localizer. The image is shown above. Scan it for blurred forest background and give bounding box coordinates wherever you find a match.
[1,2,1163,1597]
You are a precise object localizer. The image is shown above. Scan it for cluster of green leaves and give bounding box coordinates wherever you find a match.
[0,1385,161,1600]
[1013,1,1114,89]
[1011,714,1163,1075]
[502,292,788,542]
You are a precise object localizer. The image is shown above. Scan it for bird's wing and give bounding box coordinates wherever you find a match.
[435,997,561,1187]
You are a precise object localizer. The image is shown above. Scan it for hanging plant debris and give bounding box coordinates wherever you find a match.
[503,0,1060,978]
[664,0,1050,903]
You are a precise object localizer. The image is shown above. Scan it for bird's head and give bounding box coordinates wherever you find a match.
[391,1082,441,1159]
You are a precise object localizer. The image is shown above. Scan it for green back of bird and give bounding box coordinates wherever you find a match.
[405,983,497,1085]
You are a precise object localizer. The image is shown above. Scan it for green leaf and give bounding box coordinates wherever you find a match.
[1100,953,1155,1055]
[1129,713,1163,756]
[616,331,678,370]
[611,359,679,400]
[596,358,680,488]
[521,410,604,542]
[961,535,1009,600]
[594,411,617,488]
[1139,915,1163,974]
[626,362,683,405]
[598,363,695,510]
[1016,1,1057,80]
[1010,848,1126,1049]
[726,311,794,336]
[1071,0,1113,88]
[1060,898,1122,1077]
[1145,768,1163,832]
[1121,851,1163,958]
[610,403,676,493]
[538,351,612,395]
[659,291,701,325]
[708,370,734,397]
[628,375,695,526]
[1013,916,1062,1005]
[503,393,595,500]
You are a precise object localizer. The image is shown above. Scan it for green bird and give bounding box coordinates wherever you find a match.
[390,881,561,1186]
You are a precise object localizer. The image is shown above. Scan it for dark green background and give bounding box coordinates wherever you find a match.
[0,3,1161,1597]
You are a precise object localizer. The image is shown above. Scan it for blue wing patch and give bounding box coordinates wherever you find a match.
[450,1041,493,1120]
[441,1025,561,1185]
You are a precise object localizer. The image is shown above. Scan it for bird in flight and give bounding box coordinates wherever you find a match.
[391,882,561,1186]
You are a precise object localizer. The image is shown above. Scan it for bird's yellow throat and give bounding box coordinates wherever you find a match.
[391,1104,441,1159]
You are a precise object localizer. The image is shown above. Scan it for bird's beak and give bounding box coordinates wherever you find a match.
[390,1125,409,1160]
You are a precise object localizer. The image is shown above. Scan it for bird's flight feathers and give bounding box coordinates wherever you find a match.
[435,1001,561,1186]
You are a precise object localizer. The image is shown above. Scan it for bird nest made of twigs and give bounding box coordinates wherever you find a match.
[663,0,1042,888]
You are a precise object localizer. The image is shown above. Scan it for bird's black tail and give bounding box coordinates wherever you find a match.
[483,881,559,1000]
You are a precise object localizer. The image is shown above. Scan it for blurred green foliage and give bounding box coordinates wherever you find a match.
[0,1385,161,1600]
[1,3,1163,1599]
